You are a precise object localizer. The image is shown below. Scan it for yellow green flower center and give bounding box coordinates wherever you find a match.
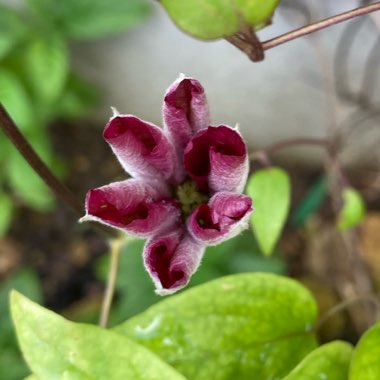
[176,180,208,216]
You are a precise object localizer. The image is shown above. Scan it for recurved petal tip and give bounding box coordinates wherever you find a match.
[78,215,93,223]
[188,192,253,245]
[103,115,177,182]
[184,125,249,193]
[83,179,180,238]
[144,228,205,295]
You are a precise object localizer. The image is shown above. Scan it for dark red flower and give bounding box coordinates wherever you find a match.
[81,75,253,295]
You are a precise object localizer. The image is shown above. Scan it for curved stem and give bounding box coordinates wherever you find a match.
[314,293,380,333]
[250,137,331,161]
[262,2,380,51]
[99,238,123,328]
[0,103,83,216]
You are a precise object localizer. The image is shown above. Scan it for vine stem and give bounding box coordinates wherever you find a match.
[262,2,380,51]
[249,137,332,161]
[99,238,123,328]
[314,293,380,333]
[0,103,83,216]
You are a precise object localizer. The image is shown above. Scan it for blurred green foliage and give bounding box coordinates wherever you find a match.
[0,268,42,380]
[291,176,327,227]
[337,187,366,231]
[0,0,150,236]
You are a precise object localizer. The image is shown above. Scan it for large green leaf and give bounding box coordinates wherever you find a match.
[283,341,353,379]
[24,35,69,104]
[0,70,34,131]
[27,0,150,40]
[11,291,187,380]
[159,0,279,39]
[350,321,380,380]
[246,167,291,256]
[337,188,365,231]
[115,273,318,380]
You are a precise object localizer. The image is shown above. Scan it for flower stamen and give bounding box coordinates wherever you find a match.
[176,180,208,216]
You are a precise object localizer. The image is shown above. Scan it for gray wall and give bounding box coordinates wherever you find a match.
[72,1,380,164]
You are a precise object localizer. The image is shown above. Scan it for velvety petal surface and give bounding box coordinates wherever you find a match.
[144,228,205,295]
[188,192,253,245]
[104,115,179,183]
[163,75,210,154]
[81,179,180,238]
[184,125,248,193]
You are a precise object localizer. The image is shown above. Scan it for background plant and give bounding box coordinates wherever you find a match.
[0,0,150,378]
[0,0,150,235]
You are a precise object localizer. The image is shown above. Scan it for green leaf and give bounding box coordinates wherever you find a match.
[11,291,187,380]
[24,35,69,103]
[159,0,280,39]
[291,176,327,227]
[0,69,34,131]
[6,133,54,211]
[350,321,380,380]
[27,0,150,40]
[115,273,318,380]
[0,4,27,59]
[0,191,13,236]
[246,167,291,256]
[283,341,353,379]
[337,188,366,231]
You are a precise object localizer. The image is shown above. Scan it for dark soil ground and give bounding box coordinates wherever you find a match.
[1,119,122,311]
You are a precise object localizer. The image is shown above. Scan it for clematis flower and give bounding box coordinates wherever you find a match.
[81,75,253,295]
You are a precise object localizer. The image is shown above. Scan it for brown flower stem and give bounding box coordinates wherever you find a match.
[250,137,332,161]
[228,2,380,61]
[314,293,380,333]
[99,238,123,328]
[225,27,264,62]
[251,150,272,167]
[0,103,83,216]
[262,2,380,52]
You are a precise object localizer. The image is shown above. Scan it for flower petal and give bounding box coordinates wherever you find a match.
[81,179,180,238]
[188,192,253,245]
[184,125,248,193]
[144,228,205,295]
[103,115,179,183]
[163,75,210,154]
